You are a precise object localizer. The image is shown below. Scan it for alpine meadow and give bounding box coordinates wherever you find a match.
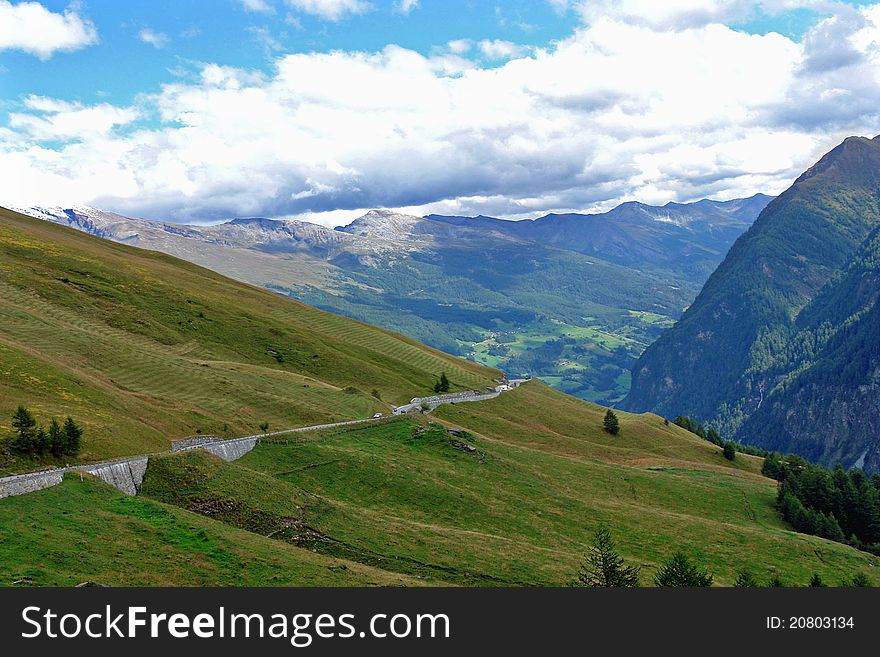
[3,0,880,603]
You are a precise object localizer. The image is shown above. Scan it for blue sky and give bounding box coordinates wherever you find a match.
[2,1,578,114]
[2,1,880,224]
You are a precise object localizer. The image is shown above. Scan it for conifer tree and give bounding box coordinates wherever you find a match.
[603,409,620,435]
[734,570,758,587]
[723,441,736,461]
[62,417,82,456]
[434,372,450,394]
[11,405,38,454]
[575,527,640,587]
[47,418,65,458]
[808,573,827,587]
[653,552,713,587]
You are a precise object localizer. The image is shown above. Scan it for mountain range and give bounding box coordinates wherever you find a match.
[2,205,876,587]
[625,135,880,473]
[18,195,770,405]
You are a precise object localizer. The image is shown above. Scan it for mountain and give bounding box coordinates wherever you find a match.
[624,135,880,471]
[3,205,878,587]
[427,194,773,280]
[0,206,495,469]
[737,224,880,471]
[17,196,766,406]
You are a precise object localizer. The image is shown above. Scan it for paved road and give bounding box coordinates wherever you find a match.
[0,417,385,493]
[0,379,530,491]
[393,392,501,415]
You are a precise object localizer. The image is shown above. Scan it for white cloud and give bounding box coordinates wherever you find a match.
[546,0,573,13]
[247,26,283,54]
[138,28,169,49]
[3,4,880,221]
[8,95,138,141]
[394,0,419,15]
[284,0,371,21]
[239,0,275,12]
[446,39,473,54]
[570,0,853,30]
[478,39,527,60]
[0,1,98,59]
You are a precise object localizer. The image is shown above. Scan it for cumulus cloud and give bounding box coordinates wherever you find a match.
[239,0,275,12]
[0,1,98,59]
[138,28,169,49]
[2,3,880,223]
[8,95,139,141]
[446,39,472,54]
[394,0,418,15]
[284,0,371,21]
[478,39,526,60]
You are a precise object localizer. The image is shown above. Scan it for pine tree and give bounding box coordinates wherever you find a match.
[62,417,82,455]
[575,527,640,587]
[723,441,736,461]
[11,405,37,454]
[603,409,620,435]
[653,552,713,587]
[808,573,827,587]
[34,426,49,456]
[434,372,450,394]
[47,418,65,458]
[734,570,759,587]
[850,572,870,587]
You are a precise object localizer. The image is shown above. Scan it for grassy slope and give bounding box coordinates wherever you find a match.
[2,207,876,586]
[0,475,424,586]
[0,207,497,473]
[136,383,880,586]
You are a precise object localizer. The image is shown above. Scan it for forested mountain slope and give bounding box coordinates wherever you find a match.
[624,136,880,471]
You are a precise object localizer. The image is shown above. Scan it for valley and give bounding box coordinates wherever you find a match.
[19,195,768,406]
[3,205,877,587]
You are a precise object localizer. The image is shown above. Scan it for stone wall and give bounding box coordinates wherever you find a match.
[202,437,257,461]
[0,469,65,499]
[84,458,149,496]
[394,390,501,415]
[0,438,256,499]
[171,436,223,452]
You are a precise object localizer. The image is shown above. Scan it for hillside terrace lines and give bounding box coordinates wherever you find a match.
[0,280,377,423]
[2,275,489,409]
[268,303,491,389]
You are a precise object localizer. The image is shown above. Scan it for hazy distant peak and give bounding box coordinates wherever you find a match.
[338,209,427,241]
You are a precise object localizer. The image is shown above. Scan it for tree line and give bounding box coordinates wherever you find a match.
[673,415,754,461]
[672,415,880,556]
[8,405,82,458]
[574,526,871,587]
[763,453,880,555]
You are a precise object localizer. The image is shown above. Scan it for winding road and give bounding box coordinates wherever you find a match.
[0,380,528,500]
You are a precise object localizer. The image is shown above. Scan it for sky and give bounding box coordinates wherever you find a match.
[1,0,880,227]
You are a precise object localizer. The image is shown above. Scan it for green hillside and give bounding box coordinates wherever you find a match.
[0,383,880,586]
[1,207,877,587]
[0,475,423,586]
[0,207,496,474]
